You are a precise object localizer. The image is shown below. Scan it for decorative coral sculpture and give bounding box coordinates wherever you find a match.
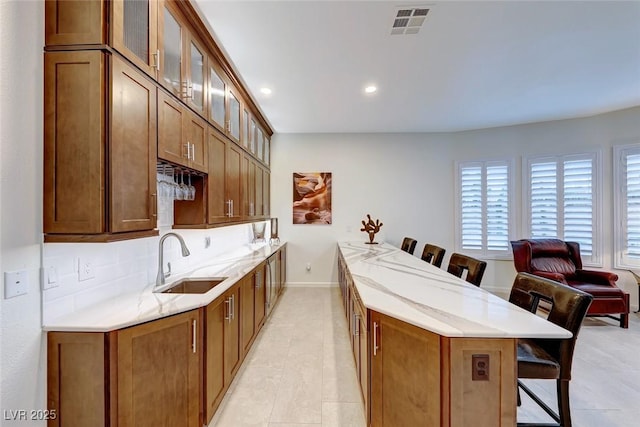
[361,214,383,244]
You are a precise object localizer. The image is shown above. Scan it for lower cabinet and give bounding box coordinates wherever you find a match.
[48,246,287,427]
[47,310,202,427]
[117,310,202,427]
[240,274,255,354]
[367,311,517,427]
[369,311,441,427]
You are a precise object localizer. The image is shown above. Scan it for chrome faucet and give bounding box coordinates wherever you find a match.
[156,232,191,288]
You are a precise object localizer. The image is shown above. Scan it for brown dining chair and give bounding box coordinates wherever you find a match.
[420,243,446,268]
[509,272,593,427]
[400,237,417,255]
[446,253,486,286]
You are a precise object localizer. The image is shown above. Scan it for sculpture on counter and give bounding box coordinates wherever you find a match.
[361,214,383,244]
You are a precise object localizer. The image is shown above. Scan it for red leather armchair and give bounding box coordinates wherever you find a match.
[511,239,630,328]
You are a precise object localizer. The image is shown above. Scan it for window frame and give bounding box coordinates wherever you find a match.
[454,158,515,260]
[613,142,640,269]
[523,151,602,266]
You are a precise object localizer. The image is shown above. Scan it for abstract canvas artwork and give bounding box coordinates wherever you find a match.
[293,172,332,224]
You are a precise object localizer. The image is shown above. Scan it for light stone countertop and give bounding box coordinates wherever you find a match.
[338,241,572,339]
[43,242,286,333]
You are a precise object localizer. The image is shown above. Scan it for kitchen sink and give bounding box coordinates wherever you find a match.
[158,277,227,294]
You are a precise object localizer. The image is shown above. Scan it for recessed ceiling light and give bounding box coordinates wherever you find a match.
[364,86,377,94]
[260,87,272,95]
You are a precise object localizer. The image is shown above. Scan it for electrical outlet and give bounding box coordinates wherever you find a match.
[78,258,95,281]
[4,270,28,299]
[472,354,490,381]
[204,236,211,248]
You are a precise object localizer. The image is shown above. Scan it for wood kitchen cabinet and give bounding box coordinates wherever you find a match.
[44,0,272,238]
[44,51,158,241]
[47,310,202,427]
[207,129,242,224]
[117,310,202,427]
[158,90,208,173]
[369,311,441,427]
[204,294,226,422]
[240,275,255,354]
[254,263,267,331]
[223,285,242,383]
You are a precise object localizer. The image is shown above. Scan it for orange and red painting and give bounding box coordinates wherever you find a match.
[293,172,332,224]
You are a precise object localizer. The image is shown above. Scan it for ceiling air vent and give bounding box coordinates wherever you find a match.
[391,6,431,35]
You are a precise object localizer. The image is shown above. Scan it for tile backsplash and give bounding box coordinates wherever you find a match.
[42,182,270,324]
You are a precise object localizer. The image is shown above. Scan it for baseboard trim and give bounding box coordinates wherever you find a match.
[285,282,338,288]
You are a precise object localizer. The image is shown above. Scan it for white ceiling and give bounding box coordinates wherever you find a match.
[194,0,640,133]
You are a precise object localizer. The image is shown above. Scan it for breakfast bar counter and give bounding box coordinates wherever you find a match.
[337,241,570,427]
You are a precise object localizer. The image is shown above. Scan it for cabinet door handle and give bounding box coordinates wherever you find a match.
[190,143,195,161]
[192,319,197,354]
[373,321,379,356]
[151,193,157,218]
[230,294,235,320]
[353,314,360,337]
[224,298,230,322]
[231,199,234,216]
[151,49,160,77]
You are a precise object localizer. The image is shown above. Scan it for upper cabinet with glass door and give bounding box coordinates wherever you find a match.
[111,0,159,78]
[184,33,207,115]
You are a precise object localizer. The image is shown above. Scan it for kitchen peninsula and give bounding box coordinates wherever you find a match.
[337,241,571,427]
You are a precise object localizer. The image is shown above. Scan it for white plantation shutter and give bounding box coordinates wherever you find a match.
[563,159,593,255]
[530,162,557,238]
[460,166,483,250]
[486,165,510,251]
[625,153,640,260]
[614,145,640,267]
[457,161,512,257]
[526,153,599,264]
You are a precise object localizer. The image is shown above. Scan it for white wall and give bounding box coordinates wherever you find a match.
[272,106,640,306]
[1,1,46,424]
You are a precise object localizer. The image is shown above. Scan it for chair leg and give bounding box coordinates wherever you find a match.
[620,293,630,328]
[557,379,571,427]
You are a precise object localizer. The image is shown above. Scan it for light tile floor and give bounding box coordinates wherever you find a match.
[210,287,640,427]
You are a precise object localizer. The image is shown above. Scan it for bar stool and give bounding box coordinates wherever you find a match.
[420,243,446,268]
[446,253,486,287]
[509,272,593,427]
[400,237,417,255]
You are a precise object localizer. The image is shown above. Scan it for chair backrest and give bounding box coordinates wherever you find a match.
[401,237,417,255]
[509,272,593,379]
[446,253,487,287]
[421,244,446,268]
[511,239,583,279]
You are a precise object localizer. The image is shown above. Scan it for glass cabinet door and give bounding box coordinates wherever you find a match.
[256,127,264,160]
[161,5,182,96]
[242,109,250,149]
[264,136,270,166]
[188,39,205,113]
[229,90,240,141]
[112,0,158,77]
[209,67,226,129]
[250,119,257,154]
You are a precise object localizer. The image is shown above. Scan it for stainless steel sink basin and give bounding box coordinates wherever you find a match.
[159,277,227,294]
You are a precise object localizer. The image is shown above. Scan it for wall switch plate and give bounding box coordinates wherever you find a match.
[43,266,59,290]
[4,270,28,299]
[78,258,95,281]
[472,354,490,381]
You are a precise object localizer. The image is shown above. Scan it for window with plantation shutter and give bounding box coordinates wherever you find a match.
[456,160,513,258]
[614,144,640,268]
[525,153,601,265]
